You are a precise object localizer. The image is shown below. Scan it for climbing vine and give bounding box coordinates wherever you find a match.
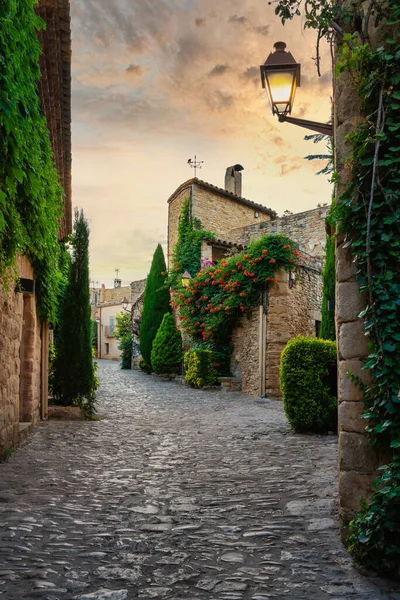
[167,198,215,289]
[0,0,64,322]
[273,0,400,576]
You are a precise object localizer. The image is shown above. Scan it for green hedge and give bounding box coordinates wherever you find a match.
[184,350,218,388]
[139,358,152,374]
[280,335,337,433]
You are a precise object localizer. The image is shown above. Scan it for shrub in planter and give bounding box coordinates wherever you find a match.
[139,358,152,374]
[151,313,183,374]
[280,335,337,433]
[184,350,219,388]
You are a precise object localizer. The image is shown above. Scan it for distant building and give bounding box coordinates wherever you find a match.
[92,277,146,361]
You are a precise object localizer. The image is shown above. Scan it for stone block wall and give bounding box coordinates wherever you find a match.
[230,264,322,398]
[334,30,382,522]
[192,185,272,243]
[229,206,329,262]
[266,267,321,397]
[0,282,23,458]
[0,258,43,458]
[230,308,261,396]
[167,180,274,268]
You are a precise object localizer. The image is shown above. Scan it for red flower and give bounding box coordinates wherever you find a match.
[290,258,295,263]
[272,277,277,283]
[269,258,276,264]
[262,249,268,255]
[283,244,291,249]
[265,277,271,281]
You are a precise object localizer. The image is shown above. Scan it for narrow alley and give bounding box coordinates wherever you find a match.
[0,362,398,600]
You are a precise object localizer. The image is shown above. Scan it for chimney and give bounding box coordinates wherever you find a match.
[225,164,244,197]
[114,278,122,288]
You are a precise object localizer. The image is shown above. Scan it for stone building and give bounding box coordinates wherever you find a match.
[167,167,328,397]
[0,0,72,458]
[92,278,146,361]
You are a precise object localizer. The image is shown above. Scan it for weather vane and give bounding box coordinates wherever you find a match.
[187,155,204,178]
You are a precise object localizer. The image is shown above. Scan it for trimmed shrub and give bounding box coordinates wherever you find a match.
[140,244,170,367]
[184,350,219,388]
[139,358,152,374]
[280,335,337,433]
[151,313,182,374]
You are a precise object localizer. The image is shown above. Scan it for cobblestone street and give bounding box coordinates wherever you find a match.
[0,361,399,600]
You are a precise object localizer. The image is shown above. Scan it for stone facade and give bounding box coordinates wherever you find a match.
[231,260,322,398]
[167,171,326,401]
[230,206,329,263]
[167,178,276,265]
[334,18,385,522]
[0,258,43,458]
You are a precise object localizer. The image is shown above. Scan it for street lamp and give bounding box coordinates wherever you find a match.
[260,42,333,137]
[122,296,130,311]
[181,270,192,287]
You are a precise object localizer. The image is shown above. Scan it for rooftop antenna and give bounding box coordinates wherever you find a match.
[187,155,204,178]
[115,268,120,279]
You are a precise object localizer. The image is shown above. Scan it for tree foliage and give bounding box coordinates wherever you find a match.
[151,313,182,374]
[52,210,96,415]
[115,311,132,370]
[140,244,170,367]
[0,0,64,322]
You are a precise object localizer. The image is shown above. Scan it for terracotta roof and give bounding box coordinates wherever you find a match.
[36,0,72,240]
[167,178,277,219]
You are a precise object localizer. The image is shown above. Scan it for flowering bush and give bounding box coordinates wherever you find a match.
[172,235,300,371]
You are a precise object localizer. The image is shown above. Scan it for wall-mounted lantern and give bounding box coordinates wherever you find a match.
[122,296,130,312]
[181,270,192,287]
[260,42,333,137]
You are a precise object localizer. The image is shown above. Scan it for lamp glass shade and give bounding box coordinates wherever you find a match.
[260,42,301,117]
[265,67,298,115]
[181,270,192,287]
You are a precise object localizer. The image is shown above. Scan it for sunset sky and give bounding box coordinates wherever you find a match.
[70,0,333,288]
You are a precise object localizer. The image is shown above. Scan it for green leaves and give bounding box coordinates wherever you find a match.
[0,0,64,321]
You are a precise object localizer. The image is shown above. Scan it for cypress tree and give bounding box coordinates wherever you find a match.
[52,209,95,410]
[151,313,182,374]
[320,201,336,341]
[140,244,170,368]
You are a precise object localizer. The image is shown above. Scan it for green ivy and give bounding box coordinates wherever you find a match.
[274,0,400,577]
[320,200,336,341]
[0,0,64,322]
[167,197,215,288]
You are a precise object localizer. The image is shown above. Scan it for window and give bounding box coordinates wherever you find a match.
[105,343,110,354]
[315,320,321,338]
[109,315,115,336]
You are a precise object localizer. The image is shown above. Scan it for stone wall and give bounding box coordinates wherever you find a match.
[230,263,322,398]
[192,184,272,243]
[230,308,261,397]
[266,268,321,397]
[229,206,329,262]
[0,258,43,458]
[100,284,131,304]
[335,23,383,523]
[0,281,23,458]
[167,179,275,268]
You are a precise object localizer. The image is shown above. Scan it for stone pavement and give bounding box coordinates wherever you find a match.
[0,361,399,600]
